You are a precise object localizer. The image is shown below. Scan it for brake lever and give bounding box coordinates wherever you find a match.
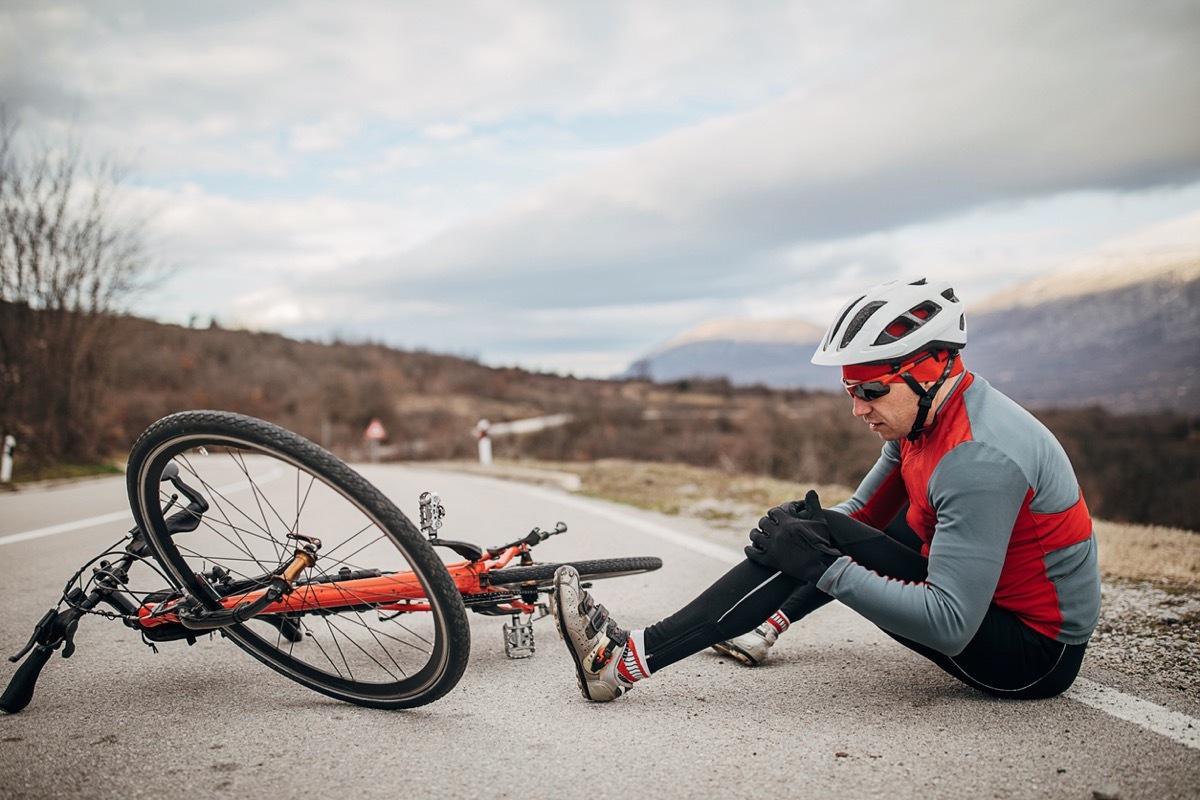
[7,607,80,662]
[59,617,80,659]
[8,609,57,662]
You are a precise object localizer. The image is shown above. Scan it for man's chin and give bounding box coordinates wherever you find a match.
[868,424,902,441]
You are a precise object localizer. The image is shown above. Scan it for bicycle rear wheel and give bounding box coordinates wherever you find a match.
[487,557,662,588]
[127,410,470,709]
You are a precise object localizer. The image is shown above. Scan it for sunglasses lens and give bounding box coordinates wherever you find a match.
[849,382,889,401]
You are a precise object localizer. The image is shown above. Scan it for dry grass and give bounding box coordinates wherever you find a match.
[490,458,1200,587]
[573,459,847,516]
[510,458,852,522]
[1094,520,1200,586]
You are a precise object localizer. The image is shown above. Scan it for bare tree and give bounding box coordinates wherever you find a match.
[0,113,151,470]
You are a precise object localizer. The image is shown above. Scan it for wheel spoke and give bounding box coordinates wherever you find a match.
[130,411,468,708]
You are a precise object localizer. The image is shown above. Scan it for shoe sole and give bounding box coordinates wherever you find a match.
[710,641,760,666]
[553,568,607,702]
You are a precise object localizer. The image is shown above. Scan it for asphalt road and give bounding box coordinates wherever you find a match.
[1,465,1197,799]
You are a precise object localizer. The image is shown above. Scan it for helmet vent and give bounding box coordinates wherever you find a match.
[826,295,864,349]
[941,288,958,302]
[840,301,886,349]
[872,301,941,346]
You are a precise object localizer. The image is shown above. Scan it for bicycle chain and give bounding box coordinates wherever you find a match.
[461,590,522,607]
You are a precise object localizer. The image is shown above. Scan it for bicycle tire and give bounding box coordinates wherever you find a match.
[126,410,470,710]
[487,556,662,588]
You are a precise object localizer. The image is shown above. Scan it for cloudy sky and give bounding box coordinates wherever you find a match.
[3,1,1199,376]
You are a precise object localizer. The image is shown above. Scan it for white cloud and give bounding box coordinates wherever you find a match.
[289,116,362,153]
[421,123,472,142]
[3,0,1198,376]
[332,8,1200,305]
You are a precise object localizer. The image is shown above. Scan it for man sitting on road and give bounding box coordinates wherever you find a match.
[551,277,1101,702]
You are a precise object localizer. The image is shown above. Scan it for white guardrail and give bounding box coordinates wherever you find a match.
[474,414,573,465]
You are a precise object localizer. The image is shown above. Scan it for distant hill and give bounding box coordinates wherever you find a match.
[622,255,1200,413]
[8,299,1191,529]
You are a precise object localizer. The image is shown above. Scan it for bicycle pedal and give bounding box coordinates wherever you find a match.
[503,617,536,659]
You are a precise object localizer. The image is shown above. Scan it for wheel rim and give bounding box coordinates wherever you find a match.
[134,434,454,703]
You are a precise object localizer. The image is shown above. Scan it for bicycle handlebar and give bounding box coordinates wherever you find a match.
[486,522,567,558]
[162,470,209,535]
[0,644,53,713]
[1,604,86,714]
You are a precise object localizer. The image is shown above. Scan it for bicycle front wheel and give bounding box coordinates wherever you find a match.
[127,410,470,709]
[487,556,663,588]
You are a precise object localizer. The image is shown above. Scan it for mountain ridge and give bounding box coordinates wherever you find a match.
[622,256,1200,413]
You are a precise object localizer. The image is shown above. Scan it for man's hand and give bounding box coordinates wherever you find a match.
[766,498,808,520]
[746,490,842,583]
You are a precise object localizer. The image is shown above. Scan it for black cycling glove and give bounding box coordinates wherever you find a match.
[766,498,808,520]
[746,490,842,583]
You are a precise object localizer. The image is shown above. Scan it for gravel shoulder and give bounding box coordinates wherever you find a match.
[1086,579,1200,714]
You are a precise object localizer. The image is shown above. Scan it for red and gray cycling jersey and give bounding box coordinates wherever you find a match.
[816,371,1101,656]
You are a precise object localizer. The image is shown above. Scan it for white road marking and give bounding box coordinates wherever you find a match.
[0,510,134,547]
[498,478,1200,752]
[1067,678,1200,750]
[0,468,283,547]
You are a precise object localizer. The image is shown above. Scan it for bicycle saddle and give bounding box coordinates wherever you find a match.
[429,538,485,561]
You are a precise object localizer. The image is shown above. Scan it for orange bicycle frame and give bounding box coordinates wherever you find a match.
[135,542,534,629]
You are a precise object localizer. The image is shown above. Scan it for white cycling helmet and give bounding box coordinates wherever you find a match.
[811,277,967,367]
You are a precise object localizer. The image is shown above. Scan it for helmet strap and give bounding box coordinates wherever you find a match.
[900,351,959,441]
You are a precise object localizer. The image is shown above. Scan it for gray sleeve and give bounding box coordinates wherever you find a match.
[817,442,1029,655]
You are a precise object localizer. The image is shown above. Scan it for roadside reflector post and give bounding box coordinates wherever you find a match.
[475,420,492,466]
[1,435,14,483]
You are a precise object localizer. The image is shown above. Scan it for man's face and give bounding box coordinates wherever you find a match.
[848,382,920,441]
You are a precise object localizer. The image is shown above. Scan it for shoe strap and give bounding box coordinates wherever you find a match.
[583,595,627,646]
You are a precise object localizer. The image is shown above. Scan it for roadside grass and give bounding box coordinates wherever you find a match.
[3,460,123,487]
[543,458,853,520]
[1093,520,1200,587]
[486,458,1200,588]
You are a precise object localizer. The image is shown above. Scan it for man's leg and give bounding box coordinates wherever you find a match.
[649,510,928,672]
[642,560,801,672]
[553,510,928,701]
[713,507,924,665]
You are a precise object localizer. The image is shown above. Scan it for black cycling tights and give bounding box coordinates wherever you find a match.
[641,511,1086,700]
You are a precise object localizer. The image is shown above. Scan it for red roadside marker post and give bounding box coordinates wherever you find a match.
[364,418,387,463]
